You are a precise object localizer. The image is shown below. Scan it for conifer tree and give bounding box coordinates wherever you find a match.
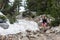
[0,0,21,24]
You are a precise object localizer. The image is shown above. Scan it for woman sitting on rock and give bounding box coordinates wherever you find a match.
[41,15,48,27]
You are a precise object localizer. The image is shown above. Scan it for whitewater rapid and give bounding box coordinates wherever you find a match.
[0,19,39,35]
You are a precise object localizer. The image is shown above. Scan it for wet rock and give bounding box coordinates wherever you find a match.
[0,19,4,23]
[26,30,31,33]
[0,23,9,29]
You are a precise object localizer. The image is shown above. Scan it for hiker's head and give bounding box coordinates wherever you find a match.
[42,15,46,19]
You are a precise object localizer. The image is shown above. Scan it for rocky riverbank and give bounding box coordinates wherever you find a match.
[0,26,60,40]
[0,15,60,40]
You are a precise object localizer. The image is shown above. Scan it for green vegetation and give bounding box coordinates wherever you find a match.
[0,0,21,24]
[0,15,6,20]
[26,0,60,26]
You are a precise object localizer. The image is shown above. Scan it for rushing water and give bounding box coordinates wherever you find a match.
[9,0,26,12]
[0,19,39,35]
[0,0,40,35]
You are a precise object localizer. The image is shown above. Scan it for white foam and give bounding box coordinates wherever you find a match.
[0,19,39,35]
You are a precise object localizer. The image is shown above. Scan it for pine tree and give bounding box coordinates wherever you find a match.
[26,0,47,15]
[0,0,21,24]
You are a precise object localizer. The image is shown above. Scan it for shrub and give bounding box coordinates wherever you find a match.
[50,19,60,27]
[0,15,6,20]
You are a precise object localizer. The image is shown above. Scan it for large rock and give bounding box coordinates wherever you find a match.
[0,23,9,29]
[50,26,60,33]
[0,19,4,23]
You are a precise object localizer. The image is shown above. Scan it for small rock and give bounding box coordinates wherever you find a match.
[0,23,9,29]
[22,37,29,40]
[46,30,51,33]
[30,38,37,40]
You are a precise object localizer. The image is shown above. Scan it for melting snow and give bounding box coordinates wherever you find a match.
[0,19,39,35]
